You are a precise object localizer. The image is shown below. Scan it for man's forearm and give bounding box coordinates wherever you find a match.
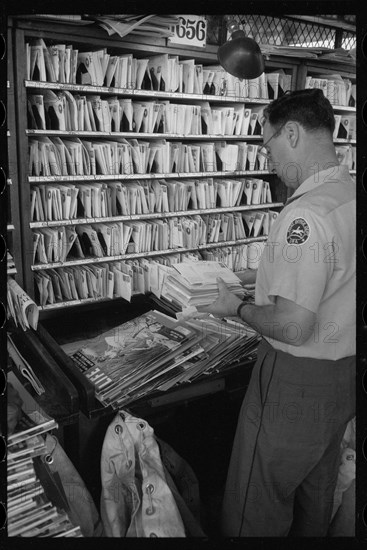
[238,302,314,346]
[236,269,257,285]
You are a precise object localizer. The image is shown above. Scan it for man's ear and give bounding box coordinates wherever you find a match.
[284,121,300,148]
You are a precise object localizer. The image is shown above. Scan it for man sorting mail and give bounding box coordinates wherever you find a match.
[199,89,356,537]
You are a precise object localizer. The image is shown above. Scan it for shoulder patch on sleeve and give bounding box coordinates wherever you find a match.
[286,217,310,245]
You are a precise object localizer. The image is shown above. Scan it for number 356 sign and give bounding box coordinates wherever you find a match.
[168,15,207,48]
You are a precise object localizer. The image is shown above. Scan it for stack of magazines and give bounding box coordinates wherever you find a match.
[61,307,259,409]
[7,375,82,537]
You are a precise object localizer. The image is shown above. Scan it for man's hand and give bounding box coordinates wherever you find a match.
[197,277,243,318]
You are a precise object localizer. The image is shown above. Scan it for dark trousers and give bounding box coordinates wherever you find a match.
[221,339,355,537]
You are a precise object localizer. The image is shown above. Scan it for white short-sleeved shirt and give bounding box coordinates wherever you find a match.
[255,165,356,359]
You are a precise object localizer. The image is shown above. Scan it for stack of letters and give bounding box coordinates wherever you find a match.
[61,307,260,409]
[160,260,244,309]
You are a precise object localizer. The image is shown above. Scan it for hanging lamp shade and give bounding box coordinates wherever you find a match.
[217,26,265,80]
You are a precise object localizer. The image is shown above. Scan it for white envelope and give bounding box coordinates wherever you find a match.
[40,227,58,262]
[57,268,73,300]
[180,59,195,94]
[64,90,78,131]
[251,179,263,204]
[105,55,119,87]
[54,184,72,219]
[242,212,256,237]
[233,213,246,239]
[30,43,46,82]
[107,269,114,299]
[79,185,92,217]
[48,269,63,302]
[266,72,280,100]
[28,94,46,130]
[246,145,259,171]
[93,223,112,256]
[64,226,77,258]
[333,114,341,139]
[268,210,279,232]
[51,188,62,221]
[43,89,65,130]
[234,105,245,136]
[241,109,251,135]
[253,211,266,237]
[63,268,79,299]
[74,267,89,299]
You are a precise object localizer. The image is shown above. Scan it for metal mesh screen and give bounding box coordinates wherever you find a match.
[206,15,223,46]
[341,32,357,50]
[206,15,356,50]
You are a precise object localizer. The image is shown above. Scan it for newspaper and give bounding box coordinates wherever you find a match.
[7,278,39,330]
[88,15,179,38]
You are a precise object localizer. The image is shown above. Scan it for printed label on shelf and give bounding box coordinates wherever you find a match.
[168,15,207,48]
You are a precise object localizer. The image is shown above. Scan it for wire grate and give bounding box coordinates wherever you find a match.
[205,14,355,50]
[341,32,356,50]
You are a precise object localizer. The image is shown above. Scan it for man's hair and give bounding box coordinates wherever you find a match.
[263,88,335,135]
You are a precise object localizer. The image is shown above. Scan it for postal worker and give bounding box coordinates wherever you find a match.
[200,89,356,537]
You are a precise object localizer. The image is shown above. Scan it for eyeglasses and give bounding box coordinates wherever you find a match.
[259,122,286,161]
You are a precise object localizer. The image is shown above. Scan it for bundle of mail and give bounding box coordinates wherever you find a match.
[160,260,245,309]
[61,307,260,409]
